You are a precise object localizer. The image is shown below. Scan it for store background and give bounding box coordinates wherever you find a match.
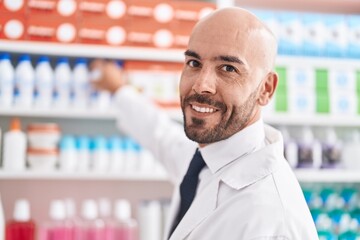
[0,0,360,239]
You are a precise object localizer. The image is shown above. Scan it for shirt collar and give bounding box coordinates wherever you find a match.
[199,119,266,174]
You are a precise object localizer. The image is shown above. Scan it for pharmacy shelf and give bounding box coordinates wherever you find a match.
[276,55,360,69]
[0,170,169,181]
[2,40,360,68]
[2,108,360,127]
[0,108,117,119]
[0,169,359,182]
[0,108,182,120]
[0,40,185,62]
[263,114,360,127]
[235,0,360,14]
[294,169,360,183]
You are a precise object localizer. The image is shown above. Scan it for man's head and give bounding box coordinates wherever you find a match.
[180,7,278,146]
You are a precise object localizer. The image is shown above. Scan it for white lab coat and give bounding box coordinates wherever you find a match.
[114,87,319,240]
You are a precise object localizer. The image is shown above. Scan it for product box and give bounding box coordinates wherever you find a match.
[288,89,316,114]
[77,16,127,45]
[128,0,173,23]
[331,92,357,116]
[0,13,26,40]
[127,19,174,48]
[329,68,356,93]
[253,9,280,40]
[325,14,348,58]
[171,0,215,40]
[0,0,26,14]
[27,15,77,43]
[78,0,128,20]
[125,61,182,107]
[347,15,360,59]
[287,66,315,90]
[302,13,326,57]
[278,12,303,55]
[27,0,78,18]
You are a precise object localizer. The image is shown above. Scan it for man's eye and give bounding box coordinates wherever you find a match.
[221,65,236,72]
[187,60,200,68]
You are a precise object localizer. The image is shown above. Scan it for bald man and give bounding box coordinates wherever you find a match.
[92,7,318,240]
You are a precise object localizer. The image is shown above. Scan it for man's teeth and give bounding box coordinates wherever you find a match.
[192,105,215,113]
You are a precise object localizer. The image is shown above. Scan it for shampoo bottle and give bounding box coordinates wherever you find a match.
[2,118,26,171]
[6,199,36,240]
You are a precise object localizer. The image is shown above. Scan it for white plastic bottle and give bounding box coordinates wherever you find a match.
[113,199,138,240]
[59,135,78,172]
[54,57,72,109]
[341,131,360,169]
[76,136,90,172]
[279,126,298,168]
[14,54,35,108]
[72,58,89,109]
[39,200,72,240]
[321,127,342,168]
[34,56,54,109]
[0,194,4,240]
[2,118,27,171]
[89,67,112,110]
[91,136,110,172]
[108,136,126,173]
[297,126,322,169]
[0,53,15,108]
[79,199,105,240]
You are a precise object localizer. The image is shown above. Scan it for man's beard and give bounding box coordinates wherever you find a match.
[181,89,258,144]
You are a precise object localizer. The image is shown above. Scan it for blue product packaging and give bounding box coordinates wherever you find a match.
[252,9,280,40]
[302,13,326,56]
[347,15,360,59]
[278,12,303,55]
[325,14,349,58]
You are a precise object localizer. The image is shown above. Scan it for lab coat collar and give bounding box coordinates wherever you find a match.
[218,124,284,190]
[200,119,266,174]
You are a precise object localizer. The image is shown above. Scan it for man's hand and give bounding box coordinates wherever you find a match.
[90,59,125,94]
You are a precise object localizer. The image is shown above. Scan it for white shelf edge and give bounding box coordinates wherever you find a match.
[1,41,360,68]
[0,108,117,119]
[263,113,360,127]
[276,55,360,69]
[0,40,185,62]
[0,169,359,183]
[2,108,360,127]
[294,169,360,183]
[0,170,169,181]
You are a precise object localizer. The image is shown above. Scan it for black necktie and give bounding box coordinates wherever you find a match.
[169,148,206,237]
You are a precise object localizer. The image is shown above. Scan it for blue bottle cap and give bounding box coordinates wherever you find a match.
[37,56,50,63]
[76,136,90,150]
[0,53,11,60]
[92,136,108,150]
[60,135,77,150]
[108,136,123,151]
[18,54,31,62]
[75,58,87,65]
[57,57,69,64]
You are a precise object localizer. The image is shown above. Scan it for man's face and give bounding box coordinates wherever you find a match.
[179,19,264,145]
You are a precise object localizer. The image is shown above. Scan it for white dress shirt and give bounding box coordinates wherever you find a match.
[114,86,319,240]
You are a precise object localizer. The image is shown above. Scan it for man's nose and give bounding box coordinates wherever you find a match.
[192,68,216,94]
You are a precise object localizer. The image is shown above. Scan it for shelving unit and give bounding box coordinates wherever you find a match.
[1,169,360,183]
[0,170,168,181]
[0,40,185,62]
[233,0,360,14]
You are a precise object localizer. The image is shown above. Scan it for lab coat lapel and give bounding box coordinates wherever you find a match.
[164,186,181,240]
[169,178,219,240]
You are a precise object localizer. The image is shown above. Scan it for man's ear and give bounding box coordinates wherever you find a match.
[257,72,278,106]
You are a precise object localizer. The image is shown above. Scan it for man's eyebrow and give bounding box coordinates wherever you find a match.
[184,50,201,59]
[216,55,245,65]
